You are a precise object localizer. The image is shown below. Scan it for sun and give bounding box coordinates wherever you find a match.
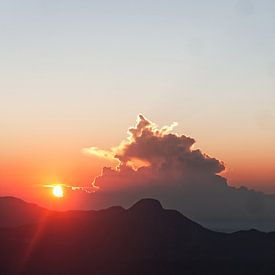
[52,185,64,198]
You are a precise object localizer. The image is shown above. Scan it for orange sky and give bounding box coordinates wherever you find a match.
[1,1,275,208]
[1,114,274,210]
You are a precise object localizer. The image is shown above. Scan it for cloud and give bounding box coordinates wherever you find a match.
[83,115,275,231]
[43,184,96,193]
[82,147,116,161]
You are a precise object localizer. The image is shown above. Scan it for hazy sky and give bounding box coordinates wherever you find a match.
[1,0,275,203]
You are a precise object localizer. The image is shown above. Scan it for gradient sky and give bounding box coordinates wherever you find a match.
[1,0,275,205]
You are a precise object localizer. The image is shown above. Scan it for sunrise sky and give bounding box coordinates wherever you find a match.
[1,0,275,209]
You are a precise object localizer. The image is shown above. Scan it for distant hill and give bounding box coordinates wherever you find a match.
[0,196,49,228]
[1,197,275,274]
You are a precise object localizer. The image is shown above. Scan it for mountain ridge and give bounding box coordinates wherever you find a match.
[1,196,275,274]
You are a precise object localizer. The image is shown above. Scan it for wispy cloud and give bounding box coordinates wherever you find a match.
[43,183,97,193]
[82,147,116,161]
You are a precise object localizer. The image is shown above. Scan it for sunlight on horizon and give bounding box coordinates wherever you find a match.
[52,185,64,198]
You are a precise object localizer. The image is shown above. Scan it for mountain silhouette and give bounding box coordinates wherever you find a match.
[0,196,49,228]
[1,197,275,274]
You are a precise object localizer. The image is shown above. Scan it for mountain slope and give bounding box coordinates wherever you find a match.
[0,196,49,228]
[1,197,275,274]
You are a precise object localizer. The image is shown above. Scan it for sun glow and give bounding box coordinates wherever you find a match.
[52,185,64,198]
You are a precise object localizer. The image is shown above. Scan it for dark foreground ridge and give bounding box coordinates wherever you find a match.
[1,197,275,274]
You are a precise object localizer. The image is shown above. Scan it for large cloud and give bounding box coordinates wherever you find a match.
[84,115,275,231]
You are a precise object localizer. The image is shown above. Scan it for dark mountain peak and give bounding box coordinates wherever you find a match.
[0,196,43,209]
[128,198,163,213]
[0,196,47,228]
[0,196,26,204]
[2,196,275,274]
